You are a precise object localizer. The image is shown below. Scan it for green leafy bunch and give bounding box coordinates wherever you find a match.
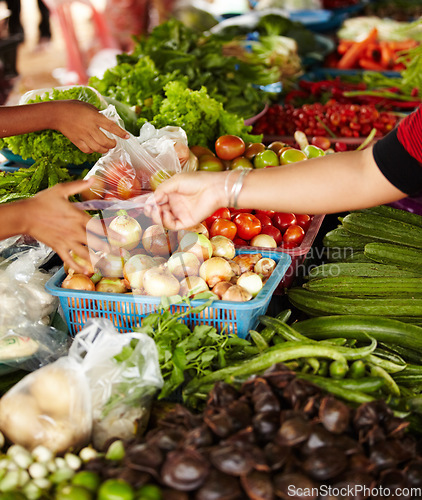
[136,299,256,401]
[0,86,103,166]
[89,18,272,120]
[139,80,262,147]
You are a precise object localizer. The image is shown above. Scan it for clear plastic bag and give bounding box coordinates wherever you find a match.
[0,356,91,453]
[81,106,196,201]
[0,318,163,453]
[69,318,163,450]
[0,237,68,372]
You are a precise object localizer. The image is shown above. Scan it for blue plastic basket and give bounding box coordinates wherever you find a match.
[46,249,291,338]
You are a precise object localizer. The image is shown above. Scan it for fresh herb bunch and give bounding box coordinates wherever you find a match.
[139,81,262,147]
[134,299,259,401]
[0,87,103,166]
[0,160,78,204]
[89,18,275,120]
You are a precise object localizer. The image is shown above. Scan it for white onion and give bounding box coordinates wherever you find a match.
[199,257,233,288]
[179,232,213,262]
[167,252,201,280]
[142,225,177,258]
[177,223,209,243]
[237,271,263,297]
[211,280,233,299]
[63,251,96,277]
[123,254,156,290]
[61,274,95,291]
[96,249,130,278]
[210,235,236,260]
[250,234,277,249]
[95,278,127,294]
[179,276,209,298]
[108,213,142,250]
[143,266,180,297]
[233,253,262,273]
[221,284,252,302]
[254,258,277,279]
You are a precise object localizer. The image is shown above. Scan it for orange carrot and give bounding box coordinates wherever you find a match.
[387,39,418,51]
[379,41,393,69]
[337,28,379,70]
[358,58,386,71]
[337,40,354,54]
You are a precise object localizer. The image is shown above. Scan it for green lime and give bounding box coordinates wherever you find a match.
[136,484,163,500]
[0,493,27,500]
[55,484,93,500]
[97,479,135,500]
[71,471,101,492]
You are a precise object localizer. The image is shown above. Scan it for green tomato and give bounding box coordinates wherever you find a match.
[229,156,253,170]
[280,148,308,165]
[72,471,101,493]
[97,479,135,500]
[198,154,225,172]
[253,150,279,168]
[303,145,325,158]
[56,484,94,500]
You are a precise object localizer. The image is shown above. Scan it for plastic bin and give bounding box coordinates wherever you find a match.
[46,249,292,338]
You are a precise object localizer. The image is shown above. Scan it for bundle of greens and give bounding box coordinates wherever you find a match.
[89,18,276,120]
[139,81,262,147]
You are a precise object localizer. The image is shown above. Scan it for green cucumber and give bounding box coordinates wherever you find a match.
[288,288,422,318]
[342,212,422,249]
[364,242,422,273]
[293,315,422,353]
[307,262,421,280]
[303,276,422,297]
[323,227,376,249]
[363,205,422,228]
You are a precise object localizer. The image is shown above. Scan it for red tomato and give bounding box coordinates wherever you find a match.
[205,208,231,228]
[215,135,246,161]
[210,218,237,240]
[260,225,282,246]
[230,208,254,219]
[294,214,312,232]
[104,160,133,189]
[254,209,275,218]
[117,176,143,200]
[283,224,305,247]
[233,237,248,246]
[254,213,272,227]
[233,213,262,241]
[272,212,297,233]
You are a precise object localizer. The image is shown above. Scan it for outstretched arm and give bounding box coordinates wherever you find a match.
[145,145,406,230]
[0,100,129,154]
[0,178,114,273]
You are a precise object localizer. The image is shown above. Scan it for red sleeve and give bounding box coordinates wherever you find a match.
[397,105,422,163]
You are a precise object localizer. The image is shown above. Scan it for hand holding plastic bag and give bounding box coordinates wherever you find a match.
[0,318,163,453]
[82,106,196,201]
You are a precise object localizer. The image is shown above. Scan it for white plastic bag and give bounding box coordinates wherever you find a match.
[70,318,163,449]
[0,318,163,453]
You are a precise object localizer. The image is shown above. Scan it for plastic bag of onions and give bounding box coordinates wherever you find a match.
[0,318,163,453]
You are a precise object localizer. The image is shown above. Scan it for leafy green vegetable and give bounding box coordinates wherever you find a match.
[139,81,262,147]
[89,18,275,120]
[134,298,259,400]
